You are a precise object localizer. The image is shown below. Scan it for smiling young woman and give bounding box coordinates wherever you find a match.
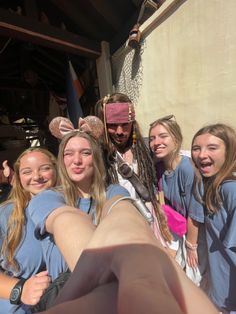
[149,115,204,284]
[191,123,236,314]
[0,147,66,314]
[27,116,130,271]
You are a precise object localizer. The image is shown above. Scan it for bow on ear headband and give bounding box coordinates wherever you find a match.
[49,116,104,140]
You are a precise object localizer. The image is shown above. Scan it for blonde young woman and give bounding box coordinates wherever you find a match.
[0,148,66,314]
[149,115,204,282]
[27,116,130,269]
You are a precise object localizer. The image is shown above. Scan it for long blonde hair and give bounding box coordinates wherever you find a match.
[149,115,183,170]
[57,131,107,223]
[191,123,236,214]
[1,147,58,270]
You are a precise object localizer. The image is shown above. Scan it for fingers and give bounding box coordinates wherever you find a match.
[35,270,49,277]
[186,249,198,269]
[2,160,11,178]
[21,272,51,305]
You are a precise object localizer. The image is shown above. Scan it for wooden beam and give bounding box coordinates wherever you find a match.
[24,0,39,19]
[0,8,101,58]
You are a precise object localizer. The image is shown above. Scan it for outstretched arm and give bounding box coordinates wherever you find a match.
[40,196,217,314]
[45,205,95,270]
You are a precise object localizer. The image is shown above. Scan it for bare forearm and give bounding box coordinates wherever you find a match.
[186,217,199,268]
[49,197,217,314]
[186,217,199,244]
[0,272,18,299]
[46,206,95,270]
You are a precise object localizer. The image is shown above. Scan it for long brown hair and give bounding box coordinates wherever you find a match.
[1,147,57,270]
[95,93,172,242]
[191,123,236,214]
[57,130,107,223]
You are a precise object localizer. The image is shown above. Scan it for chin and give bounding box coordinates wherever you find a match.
[115,142,127,149]
[201,172,214,178]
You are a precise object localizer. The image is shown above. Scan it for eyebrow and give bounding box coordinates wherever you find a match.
[150,132,169,137]
[64,148,92,152]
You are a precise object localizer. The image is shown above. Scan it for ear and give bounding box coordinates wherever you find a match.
[49,117,74,139]
[83,116,104,139]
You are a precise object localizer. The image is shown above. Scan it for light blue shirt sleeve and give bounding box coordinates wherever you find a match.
[27,189,66,235]
[106,184,130,199]
[220,181,236,248]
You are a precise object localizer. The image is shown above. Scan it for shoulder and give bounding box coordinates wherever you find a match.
[106,184,130,199]
[31,188,64,203]
[179,156,193,169]
[220,180,236,212]
[28,188,66,215]
[220,180,236,196]
[0,202,14,230]
[173,156,194,182]
[0,201,14,217]
[178,156,195,177]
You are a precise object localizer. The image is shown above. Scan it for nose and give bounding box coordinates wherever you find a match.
[197,148,208,159]
[32,169,42,180]
[150,136,161,147]
[73,152,82,164]
[116,125,124,135]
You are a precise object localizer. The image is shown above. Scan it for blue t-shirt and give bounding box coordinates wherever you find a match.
[0,202,58,314]
[203,181,236,311]
[159,156,204,221]
[28,184,130,231]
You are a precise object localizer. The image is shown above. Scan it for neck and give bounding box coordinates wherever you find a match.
[163,154,182,172]
[76,182,92,198]
[116,145,131,154]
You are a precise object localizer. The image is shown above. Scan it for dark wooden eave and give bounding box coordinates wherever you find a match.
[0,8,101,58]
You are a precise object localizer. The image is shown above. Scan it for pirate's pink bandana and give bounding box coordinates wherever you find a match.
[105,102,135,124]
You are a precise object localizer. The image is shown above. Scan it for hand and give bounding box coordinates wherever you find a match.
[186,247,198,269]
[21,271,51,305]
[2,160,11,178]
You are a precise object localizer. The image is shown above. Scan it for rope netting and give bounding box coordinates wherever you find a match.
[111,40,146,105]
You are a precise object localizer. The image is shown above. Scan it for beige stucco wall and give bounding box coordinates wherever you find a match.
[112,0,236,150]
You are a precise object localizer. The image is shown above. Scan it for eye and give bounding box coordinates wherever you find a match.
[160,134,168,139]
[107,124,116,129]
[191,146,200,152]
[82,150,92,156]
[208,145,218,151]
[64,151,73,157]
[40,165,53,172]
[21,170,32,175]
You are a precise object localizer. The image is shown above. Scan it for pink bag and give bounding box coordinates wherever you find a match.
[162,204,187,237]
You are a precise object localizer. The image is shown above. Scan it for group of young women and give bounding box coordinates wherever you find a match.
[0,93,235,314]
[149,116,236,314]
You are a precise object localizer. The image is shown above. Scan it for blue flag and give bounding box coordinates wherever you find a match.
[66,60,84,127]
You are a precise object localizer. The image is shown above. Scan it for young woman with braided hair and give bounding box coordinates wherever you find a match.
[94,92,172,246]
